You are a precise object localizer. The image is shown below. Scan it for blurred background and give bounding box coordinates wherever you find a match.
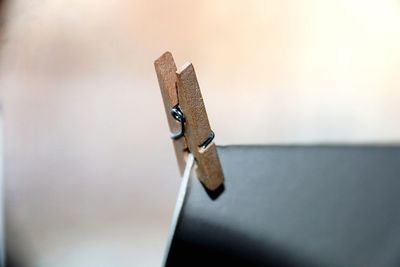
[0,0,399,266]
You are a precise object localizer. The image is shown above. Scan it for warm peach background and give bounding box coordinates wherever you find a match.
[1,0,400,266]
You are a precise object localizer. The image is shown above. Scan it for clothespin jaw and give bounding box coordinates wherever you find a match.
[154,52,224,191]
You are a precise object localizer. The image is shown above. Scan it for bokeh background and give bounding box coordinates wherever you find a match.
[0,0,399,266]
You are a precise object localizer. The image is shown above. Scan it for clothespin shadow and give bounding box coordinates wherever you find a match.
[202,182,225,200]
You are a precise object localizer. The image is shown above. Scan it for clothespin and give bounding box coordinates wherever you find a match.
[154,52,224,191]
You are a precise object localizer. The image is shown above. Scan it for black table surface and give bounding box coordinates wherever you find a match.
[165,145,400,267]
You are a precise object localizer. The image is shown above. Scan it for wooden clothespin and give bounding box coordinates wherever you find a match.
[154,52,224,191]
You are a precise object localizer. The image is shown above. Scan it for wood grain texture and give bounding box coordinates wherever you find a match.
[154,52,188,174]
[176,62,224,190]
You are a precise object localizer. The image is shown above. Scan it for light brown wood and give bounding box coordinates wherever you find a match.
[176,62,224,190]
[154,52,188,174]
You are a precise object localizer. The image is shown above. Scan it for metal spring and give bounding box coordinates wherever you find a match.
[170,104,215,150]
[199,131,215,149]
[170,105,185,140]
